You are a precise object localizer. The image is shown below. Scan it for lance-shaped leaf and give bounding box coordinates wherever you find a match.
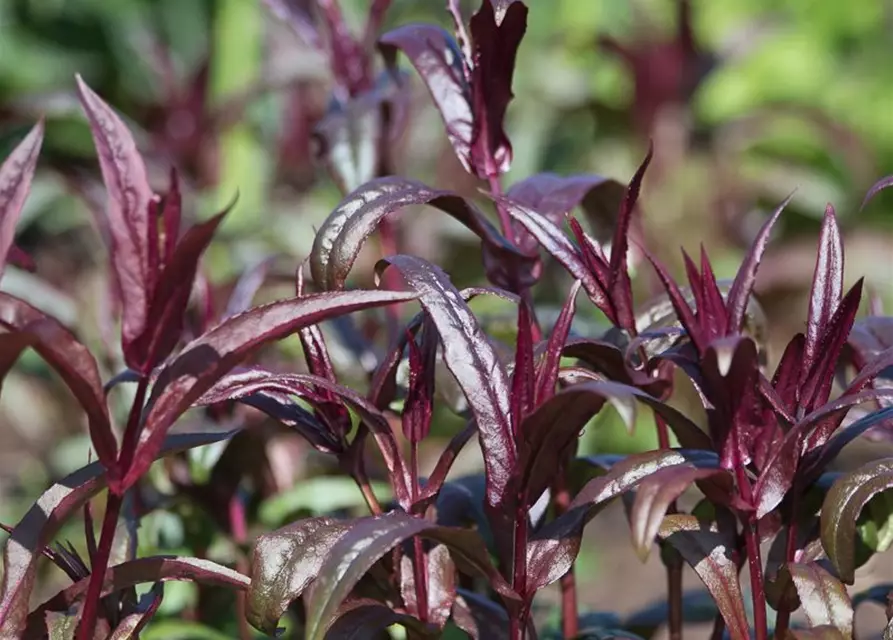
[402,322,437,443]
[629,466,731,561]
[378,24,475,173]
[724,194,790,334]
[861,174,893,210]
[534,279,580,404]
[302,511,516,640]
[75,75,154,352]
[452,589,518,640]
[525,449,719,592]
[324,598,430,639]
[126,209,229,372]
[27,556,248,629]
[262,0,321,48]
[127,288,416,490]
[821,457,893,583]
[246,516,354,635]
[803,205,844,373]
[399,543,456,629]
[0,120,43,280]
[505,173,624,255]
[376,256,514,506]
[787,562,854,638]
[107,582,163,640]
[0,292,117,469]
[467,0,527,178]
[310,176,535,292]
[0,429,238,637]
[658,514,749,640]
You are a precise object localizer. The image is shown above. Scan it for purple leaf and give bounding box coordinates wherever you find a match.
[310,176,536,292]
[629,466,730,561]
[525,449,718,592]
[0,429,238,635]
[559,337,668,395]
[262,0,321,48]
[222,257,273,320]
[378,25,474,173]
[376,256,514,507]
[725,195,790,334]
[126,209,229,372]
[510,298,535,435]
[27,556,248,631]
[642,247,703,353]
[0,292,117,470]
[658,514,750,640]
[108,582,164,640]
[325,598,429,639]
[467,0,527,178]
[402,323,436,443]
[452,589,511,640]
[246,516,354,634]
[75,75,155,354]
[416,421,477,507]
[860,174,893,211]
[304,511,516,640]
[788,562,853,635]
[608,145,653,332]
[500,196,608,309]
[126,289,416,491]
[804,205,844,374]
[505,173,624,255]
[0,120,44,280]
[399,543,456,629]
[820,456,893,583]
[773,333,806,412]
[534,279,580,404]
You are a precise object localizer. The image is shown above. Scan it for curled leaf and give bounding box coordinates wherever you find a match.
[788,561,853,637]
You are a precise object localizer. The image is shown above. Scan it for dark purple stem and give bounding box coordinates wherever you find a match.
[554,474,579,638]
[773,494,800,639]
[409,441,429,622]
[76,375,150,640]
[488,173,515,244]
[735,462,768,640]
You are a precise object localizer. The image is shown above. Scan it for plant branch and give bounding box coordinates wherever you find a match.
[735,463,767,640]
[553,472,578,638]
[773,494,801,639]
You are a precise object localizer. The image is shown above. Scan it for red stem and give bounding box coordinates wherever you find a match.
[735,464,768,640]
[409,441,429,622]
[114,376,150,484]
[554,475,578,638]
[773,496,800,639]
[488,173,515,243]
[509,499,529,640]
[229,493,252,640]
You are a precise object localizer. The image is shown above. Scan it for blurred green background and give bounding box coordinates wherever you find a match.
[0,0,892,635]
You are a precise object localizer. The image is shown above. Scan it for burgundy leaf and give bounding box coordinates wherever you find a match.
[860,174,893,211]
[317,0,369,96]
[725,195,790,334]
[399,543,457,629]
[525,449,718,592]
[126,209,229,372]
[416,420,477,507]
[376,256,514,506]
[505,173,624,255]
[159,168,181,271]
[75,75,155,353]
[310,176,536,292]
[788,562,854,636]
[303,511,516,640]
[534,279,580,404]
[325,598,428,639]
[27,556,248,628]
[0,429,238,636]
[629,466,730,561]
[804,205,844,374]
[510,298,535,435]
[223,257,273,320]
[402,324,436,443]
[262,0,321,48]
[0,292,117,469]
[108,582,164,640]
[658,514,749,640]
[378,25,474,173]
[467,0,527,178]
[559,337,668,395]
[0,120,44,280]
[821,456,893,583]
[452,590,511,640]
[608,144,653,332]
[499,195,608,308]
[246,516,354,635]
[693,246,727,340]
[773,333,806,412]
[298,317,352,439]
[642,247,703,353]
[127,289,416,491]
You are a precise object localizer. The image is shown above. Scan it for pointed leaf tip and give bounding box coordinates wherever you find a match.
[0,119,45,279]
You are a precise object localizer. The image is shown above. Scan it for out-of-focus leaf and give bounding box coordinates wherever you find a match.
[262,0,320,48]
[0,427,239,638]
[128,289,416,490]
[658,515,749,640]
[629,466,730,561]
[0,120,43,281]
[787,562,853,637]
[376,256,514,507]
[107,582,163,640]
[75,76,154,356]
[861,175,893,210]
[0,293,117,470]
[624,590,718,638]
[821,457,893,583]
[246,516,354,635]
[451,589,510,640]
[788,626,848,640]
[310,177,535,293]
[303,511,516,640]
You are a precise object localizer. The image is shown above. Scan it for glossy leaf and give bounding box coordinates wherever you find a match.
[451,590,510,640]
[107,582,163,640]
[0,292,117,469]
[310,176,536,292]
[324,598,429,639]
[467,0,527,177]
[75,75,154,352]
[658,514,749,640]
[376,256,514,506]
[400,543,456,629]
[0,120,44,280]
[0,429,238,637]
[629,465,729,561]
[246,516,354,635]
[534,279,580,404]
[788,562,853,637]
[821,457,893,583]
[303,511,515,640]
[128,288,416,490]
[804,205,844,373]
